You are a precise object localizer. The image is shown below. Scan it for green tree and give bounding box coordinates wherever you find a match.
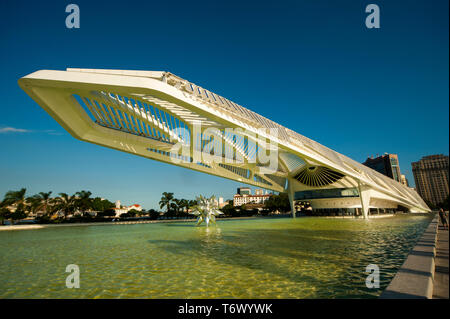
[147,209,160,220]
[239,204,258,216]
[55,193,76,219]
[2,188,28,224]
[221,203,236,217]
[178,199,188,215]
[265,193,290,213]
[75,190,93,214]
[32,191,53,216]
[3,188,27,207]
[91,197,115,212]
[0,206,11,225]
[97,208,116,217]
[170,202,178,216]
[127,209,139,217]
[27,195,43,217]
[178,199,196,216]
[159,192,174,214]
[136,209,147,217]
[11,209,27,223]
[188,200,197,210]
[174,198,189,216]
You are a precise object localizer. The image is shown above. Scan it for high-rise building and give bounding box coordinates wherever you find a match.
[363,153,402,182]
[254,189,264,195]
[400,174,409,187]
[237,187,251,195]
[412,155,449,206]
[218,197,229,208]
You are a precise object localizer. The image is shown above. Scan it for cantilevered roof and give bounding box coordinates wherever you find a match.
[18,68,430,213]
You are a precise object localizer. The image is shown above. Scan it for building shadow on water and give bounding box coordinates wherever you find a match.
[146,226,383,296]
[146,219,431,297]
[159,223,195,227]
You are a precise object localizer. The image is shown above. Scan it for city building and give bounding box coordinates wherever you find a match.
[216,197,231,208]
[212,196,227,208]
[217,197,229,208]
[19,68,430,217]
[254,189,264,195]
[233,188,271,207]
[233,193,271,207]
[237,187,251,195]
[412,155,449,206]
[400,174,409,187]
[113,200,143,217]
[363,153,402,182]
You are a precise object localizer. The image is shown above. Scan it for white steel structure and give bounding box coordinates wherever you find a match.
[18,68,430,218]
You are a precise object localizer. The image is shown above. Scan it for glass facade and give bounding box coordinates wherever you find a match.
[304,207,397,217]
[295,188,359,200]
[372,161,387,175]
[363,154,402,182]
[390,157,400,182]
[237,187,251,195]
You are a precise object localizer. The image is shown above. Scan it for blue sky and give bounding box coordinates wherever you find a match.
[0,0,448,209]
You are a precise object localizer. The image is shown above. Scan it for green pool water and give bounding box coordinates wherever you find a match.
[0,215,433,298]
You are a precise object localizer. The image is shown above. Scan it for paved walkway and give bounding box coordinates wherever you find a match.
[432,223,449,299]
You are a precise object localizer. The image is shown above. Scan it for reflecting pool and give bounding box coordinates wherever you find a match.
[0,215,432,298]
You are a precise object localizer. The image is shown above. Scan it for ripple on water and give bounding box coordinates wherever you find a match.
[0,214,433,298]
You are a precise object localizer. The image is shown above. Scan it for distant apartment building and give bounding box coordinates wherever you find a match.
[363,153,402,182]
[254,189,265,195]
[400,174,409,187]
[237,187,251,195]
[113,200,143,217]
[233,188,271,206]
[412,154,449,206]
[216,197,229,208]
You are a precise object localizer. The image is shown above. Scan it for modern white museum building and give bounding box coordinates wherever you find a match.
[18,68,430,218]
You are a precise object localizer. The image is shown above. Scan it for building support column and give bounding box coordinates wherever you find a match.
[358,181,370,219]
[287,178,296,219]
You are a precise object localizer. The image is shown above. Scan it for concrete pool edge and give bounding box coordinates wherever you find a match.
[379,214,439,299]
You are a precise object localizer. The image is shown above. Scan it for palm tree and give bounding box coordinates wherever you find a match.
[0,200,11,225]
[75,190,93,214]
[178,199,186,215]
[34,191,53,216]
[2,188,28,224]
[187,200,197,213]
[159,192,174,214]
[170,202,179,217]
[174,198,184,216]
[177,199,191,217]
[3,188,27,207]
[56,193,76,219]
[27,195,43,217]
